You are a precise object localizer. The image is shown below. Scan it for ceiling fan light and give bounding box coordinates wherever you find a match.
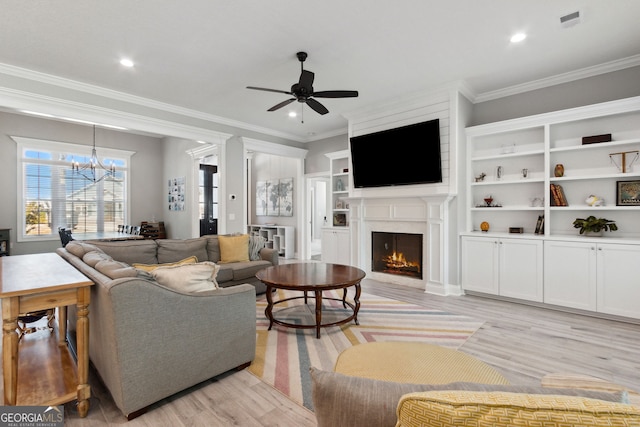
[288,111,297,118]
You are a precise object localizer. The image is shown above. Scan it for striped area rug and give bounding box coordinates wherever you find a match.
[248,288,484,410]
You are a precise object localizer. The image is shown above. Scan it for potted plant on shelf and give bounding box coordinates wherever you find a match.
[572,215,618,236]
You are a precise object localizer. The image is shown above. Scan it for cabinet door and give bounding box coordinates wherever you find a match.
[321,229,337,263]
[597,243,640,319]
[544,240,597,311]
[498,238,543,302]
[461,237,499,294]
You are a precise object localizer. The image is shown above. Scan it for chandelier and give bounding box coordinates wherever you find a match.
[71,125,115,183]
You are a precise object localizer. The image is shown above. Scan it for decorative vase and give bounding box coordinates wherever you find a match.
[336,179,344,191]
[554,164,564,177]
[584,230,603,237]
[480,221,490,232]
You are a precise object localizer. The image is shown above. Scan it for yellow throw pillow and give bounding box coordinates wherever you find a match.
[132,255,198,272]
[218,234,250,263]
[396,390,640,427]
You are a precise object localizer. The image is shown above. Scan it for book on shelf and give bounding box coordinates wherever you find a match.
[550,184,568,206]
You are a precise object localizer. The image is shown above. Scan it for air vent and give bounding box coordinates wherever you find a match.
[560,10,581,28]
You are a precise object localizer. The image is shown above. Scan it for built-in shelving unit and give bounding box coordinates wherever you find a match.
[247,224,295,259]
[326,150,351,227]
[462,96,640,321]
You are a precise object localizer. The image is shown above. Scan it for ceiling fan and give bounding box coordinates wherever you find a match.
[247,51,358,116]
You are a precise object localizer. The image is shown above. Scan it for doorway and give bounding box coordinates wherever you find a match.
[307,176,329,260]
[199,164,218,236]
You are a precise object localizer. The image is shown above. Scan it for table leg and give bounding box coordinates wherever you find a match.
[341,288,347,308]
[265,285,274,330]
[58,306,67,345]
[75,287,91,417]
[2,297,19,406]
[314,290,323,339]
[353,283,361,325]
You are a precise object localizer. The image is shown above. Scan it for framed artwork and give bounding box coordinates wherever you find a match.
[255,181,267,216]
[278,178,293,216]
[266,180,279,216]
[616,180,640,206]
[168,176,186,211]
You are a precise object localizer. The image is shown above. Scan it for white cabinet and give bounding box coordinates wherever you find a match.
[463,96,640,320]
[247,225,295,259]
[545,240,640,319]
[321,228,351,265]
[461,236,543,302]
[543,240,597,311]
[597,243,640,319]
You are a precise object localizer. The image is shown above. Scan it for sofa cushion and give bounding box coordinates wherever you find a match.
[95,259,139,279]
[82,251,113,268]
[132,256,198,272]
[218,234,250,263]
[90,240,158,265]
[156,238,208,264]
[249,235,267,261]
[226,260,272,281]
[204,235,222,263]
[65,241,104,258]
[216,265,234,282]
[396,390,640,427]
[150,262,221,293]
[309,368,626,427]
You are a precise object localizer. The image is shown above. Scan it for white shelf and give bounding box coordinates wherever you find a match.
[247,224,295,259]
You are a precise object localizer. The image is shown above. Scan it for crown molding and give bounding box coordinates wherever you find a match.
[0,62,305,142]
[474,54,640,103]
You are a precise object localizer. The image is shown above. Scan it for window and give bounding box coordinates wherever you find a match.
[14,137,133,242]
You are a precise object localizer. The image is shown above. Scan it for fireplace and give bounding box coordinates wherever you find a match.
[371,232,423,280]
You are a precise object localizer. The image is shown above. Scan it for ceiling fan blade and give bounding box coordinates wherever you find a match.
[247,86,292,95]
[298,70,315,89]
[267,98,296,112]
[306,98,329,115]
[313,90,359,98]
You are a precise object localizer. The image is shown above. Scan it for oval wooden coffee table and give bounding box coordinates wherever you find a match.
[256,263,366,338]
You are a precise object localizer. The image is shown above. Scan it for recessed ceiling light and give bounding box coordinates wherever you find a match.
[510,33,527,43]
[288,111,297,118]
[120,58,134,68]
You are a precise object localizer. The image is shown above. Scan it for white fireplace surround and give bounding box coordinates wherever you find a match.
[350,195,455,295]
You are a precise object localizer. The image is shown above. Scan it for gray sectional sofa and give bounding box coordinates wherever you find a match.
[56,235,277,419]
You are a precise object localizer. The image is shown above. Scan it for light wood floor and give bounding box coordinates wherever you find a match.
[4,276,640,426]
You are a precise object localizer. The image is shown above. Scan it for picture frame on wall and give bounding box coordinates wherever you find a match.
[616,180,640,206]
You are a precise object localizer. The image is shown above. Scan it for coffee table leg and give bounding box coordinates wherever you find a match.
[314,290,322,339]
[342,288,347,308]
[265,285,274,330]
[353,283,361,325]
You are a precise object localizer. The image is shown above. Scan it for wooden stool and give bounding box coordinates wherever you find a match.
[334,342,509,385]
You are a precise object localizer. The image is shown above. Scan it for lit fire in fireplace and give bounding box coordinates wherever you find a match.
[383,251,421,275]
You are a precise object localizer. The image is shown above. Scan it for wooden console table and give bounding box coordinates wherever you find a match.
[0,253,93,417]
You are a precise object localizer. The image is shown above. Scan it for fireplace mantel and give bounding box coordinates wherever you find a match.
[349,194,458,296]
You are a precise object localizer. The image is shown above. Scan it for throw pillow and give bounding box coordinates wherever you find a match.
[132,256,198,272]
[309,368,626,427]
[248,235,266,261]
[150,261,220,293]
[218,234,250,263]
[82,251,113,268]
[396,390,640,427]
[95,259,139,279]
[65,241,104,258]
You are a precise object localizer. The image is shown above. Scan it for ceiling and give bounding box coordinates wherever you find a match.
[1,1,640,142]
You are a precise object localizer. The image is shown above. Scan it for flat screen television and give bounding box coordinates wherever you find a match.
[349,118,442,188]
